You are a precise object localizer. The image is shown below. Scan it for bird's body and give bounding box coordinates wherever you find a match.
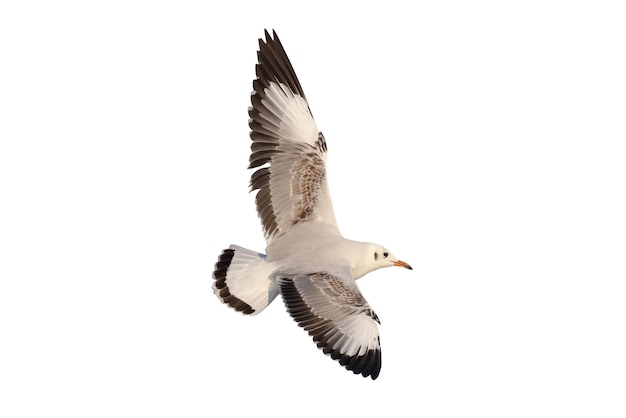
[212,30,411,380]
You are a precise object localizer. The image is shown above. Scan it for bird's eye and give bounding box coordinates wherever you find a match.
[383,252,389,258]
[374,252,378,260]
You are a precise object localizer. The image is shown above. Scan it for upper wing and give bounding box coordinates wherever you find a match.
[248,30,339,244]
[277,270,382,380]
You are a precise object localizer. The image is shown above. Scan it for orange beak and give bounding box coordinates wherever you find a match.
[393,260,413,270]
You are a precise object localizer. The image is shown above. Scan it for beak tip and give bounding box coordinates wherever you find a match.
[393,260,413,270]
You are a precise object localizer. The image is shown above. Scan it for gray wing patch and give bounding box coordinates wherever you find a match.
[290,150,327,225]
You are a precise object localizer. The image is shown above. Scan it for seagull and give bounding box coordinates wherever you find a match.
[212,29,412,380]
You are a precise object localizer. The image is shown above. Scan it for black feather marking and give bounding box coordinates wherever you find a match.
[212,249,255,315]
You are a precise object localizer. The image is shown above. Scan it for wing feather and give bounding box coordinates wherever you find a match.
[249,30,339,244]
[277,271,382,380]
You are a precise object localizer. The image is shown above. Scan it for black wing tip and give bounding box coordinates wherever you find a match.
[333,349,382,380]
[258,29,280,52]
[261,28,279,42]
[254,28,306,100]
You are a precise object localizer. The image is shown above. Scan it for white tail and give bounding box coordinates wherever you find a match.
[212,245,279,315]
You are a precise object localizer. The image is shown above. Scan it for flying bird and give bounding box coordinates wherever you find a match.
[212,30,412,380]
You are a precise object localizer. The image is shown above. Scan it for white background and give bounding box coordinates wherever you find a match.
[1,1,625,416]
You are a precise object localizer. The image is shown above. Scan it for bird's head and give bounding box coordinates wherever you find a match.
[352,242,412,279]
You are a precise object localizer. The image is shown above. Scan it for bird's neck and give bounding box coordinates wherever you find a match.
[349,241,377,279]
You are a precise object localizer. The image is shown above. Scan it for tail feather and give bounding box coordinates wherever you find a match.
[212,245,278,315]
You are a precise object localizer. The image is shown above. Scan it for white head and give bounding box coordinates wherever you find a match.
[352,242,412,279]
